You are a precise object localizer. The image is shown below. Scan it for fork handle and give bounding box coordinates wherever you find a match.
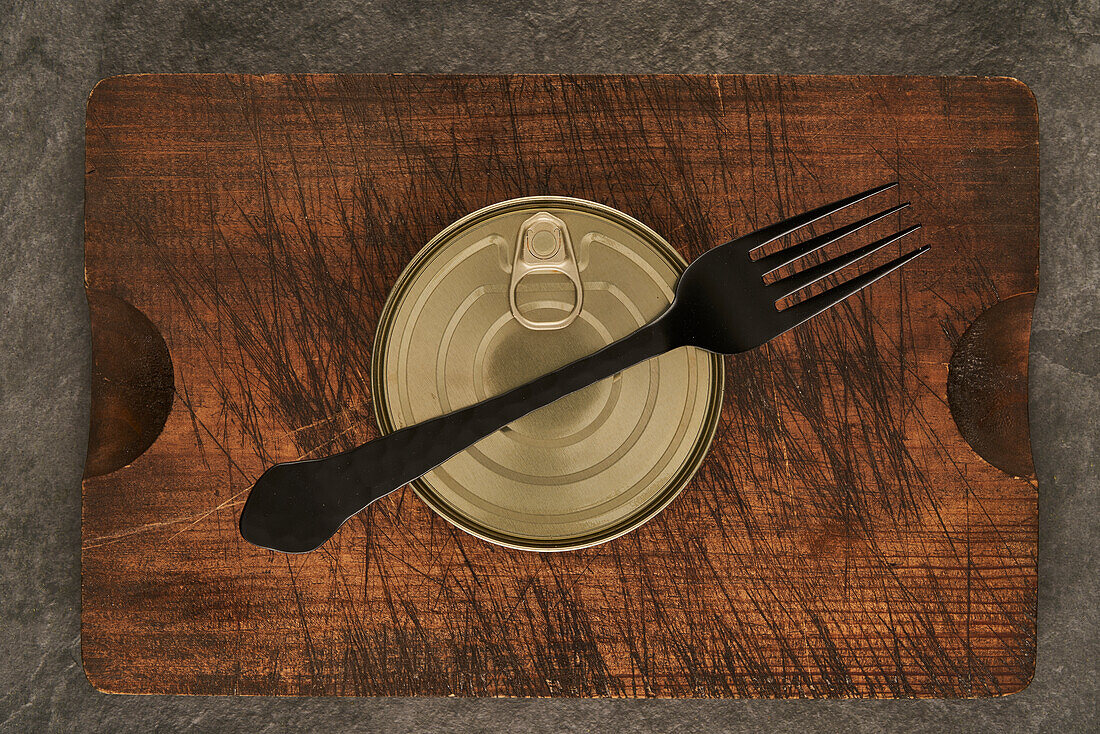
[239,312,680,553]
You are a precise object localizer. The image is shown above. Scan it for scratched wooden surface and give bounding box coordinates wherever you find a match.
[82,74,1038,697]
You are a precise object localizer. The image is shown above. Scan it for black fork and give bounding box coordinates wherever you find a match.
[240,182,928,553]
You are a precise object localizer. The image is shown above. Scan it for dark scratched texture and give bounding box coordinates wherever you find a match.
[1,1,1097,732]
[80,73,1038,699]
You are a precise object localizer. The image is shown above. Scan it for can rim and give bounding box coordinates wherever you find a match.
[371,196,724,551]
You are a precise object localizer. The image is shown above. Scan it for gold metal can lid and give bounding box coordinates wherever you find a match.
[372,197,723,550]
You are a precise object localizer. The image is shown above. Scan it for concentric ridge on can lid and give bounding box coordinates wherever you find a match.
[371,197,724,551]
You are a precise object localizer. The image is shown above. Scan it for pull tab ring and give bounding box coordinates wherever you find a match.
[509,212,584,330]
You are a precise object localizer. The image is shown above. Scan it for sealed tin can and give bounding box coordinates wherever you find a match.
[372,197,723,550]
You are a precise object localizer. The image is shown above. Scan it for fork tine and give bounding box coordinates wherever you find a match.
[776,244,930,331]
[728,181,898,254]
[756,203,910,275]
[771,225,921,300]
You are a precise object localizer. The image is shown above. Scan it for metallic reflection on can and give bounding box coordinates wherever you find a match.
[372,197,723,550]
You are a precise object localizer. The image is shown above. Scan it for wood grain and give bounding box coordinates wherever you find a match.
[81,74,1038,697]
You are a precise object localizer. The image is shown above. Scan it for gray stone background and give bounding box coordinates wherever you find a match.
[1,0,1096,731]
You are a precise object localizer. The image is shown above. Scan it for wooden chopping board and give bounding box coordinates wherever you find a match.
[82,74,1038,697]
